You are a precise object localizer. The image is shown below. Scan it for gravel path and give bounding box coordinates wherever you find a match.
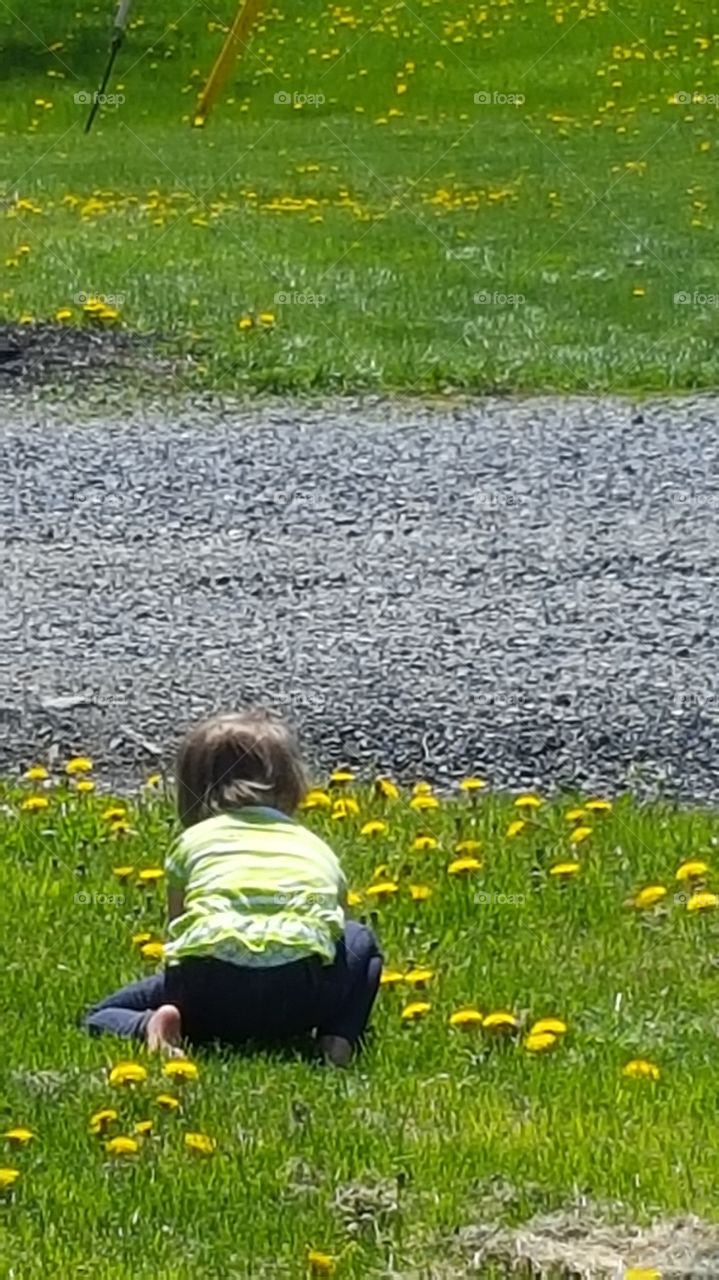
[2,391,718,798]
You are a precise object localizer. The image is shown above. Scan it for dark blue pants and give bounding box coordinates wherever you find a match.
[85,921,382,1048]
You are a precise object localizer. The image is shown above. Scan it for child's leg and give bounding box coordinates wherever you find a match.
[317,921,383,1063]
[84,974,168,1040]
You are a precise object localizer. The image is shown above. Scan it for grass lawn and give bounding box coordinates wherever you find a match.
[0,0,717,394]
[3,765,719,1276]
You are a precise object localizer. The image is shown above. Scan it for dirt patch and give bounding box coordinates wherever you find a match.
[0,322,169,385]
[455,1204,719,1276]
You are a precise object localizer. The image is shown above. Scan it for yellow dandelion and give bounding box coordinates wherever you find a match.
[360,820,388,837]
[109,1061,148,1087]
[514,794,542,809]
[301,789,332,810]
[687,891,719,912]
[331,797,359,820]
[401,1001,431,1022]
[585,798,612,812]
[506,819,526,838]
[137,868,165,886]
[184,1131,215,1155]
[20,795,49,812]
[409,883,432,902]
[237,315,254,331]
[549,861,580,878]
[634,885,668,910]
[624,1269,661,1280]
[105,1135,139,1157]
[448,856,482,876]
[131,931,153,946]
[75,779,95,794]
[623,1059,660,1081]
[346,890,363,908]
[102,806,127,822]
[162,1059,199,1082]
[110,819,131,835]
[307,1248,336,1275]
[410,793,439,811]
[258,311,275,327]
[155,1093,181,1111]
[145,772,163,788]
[55,307,73,322]
[134,1120,154,1137]
[676,860,709,881]
[454,838,481,855]
[459,776,487,792]
[524,1031,558,1053]
[530,1017,567,1037]
[0,1169,20,1191]
[140,941,165,961]
[449,1007,483,1029]
[329,768,355,785]
[564,807,585,821]
[569,826,593,844]
[404,967,433,987]
[374,776,399,800]
[365,880,399,901]
[3,1128,34,1146]
[483,1011,519,1033]
[412,835,438,851]
[65,756,93,775]
[24,765,48,781]
[89,1108,118,1135]
[412,781,432,795]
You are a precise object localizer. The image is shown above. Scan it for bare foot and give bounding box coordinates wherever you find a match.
[145,1004,183,1055]
[318,1034,353,1068]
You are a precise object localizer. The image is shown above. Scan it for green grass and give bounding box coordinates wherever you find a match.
[0,0,717,395]
[3,768,719,1277]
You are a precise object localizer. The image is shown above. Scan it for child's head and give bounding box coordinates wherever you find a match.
[176,709,308,827]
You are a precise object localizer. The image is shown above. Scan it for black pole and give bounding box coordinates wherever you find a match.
[84,0,132,134]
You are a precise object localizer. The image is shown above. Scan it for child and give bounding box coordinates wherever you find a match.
[85,710,383,1066]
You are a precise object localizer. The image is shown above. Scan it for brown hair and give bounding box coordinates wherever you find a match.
[176,709,308,828]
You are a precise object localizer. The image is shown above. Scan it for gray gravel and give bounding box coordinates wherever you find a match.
[2,390,719,798]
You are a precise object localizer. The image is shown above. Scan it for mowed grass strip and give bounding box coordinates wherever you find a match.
[0,0,716,394]
[2,766,719,1276]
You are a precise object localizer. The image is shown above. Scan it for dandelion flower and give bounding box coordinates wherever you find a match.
[549,861,580,878]
[155,1093,181,1111]
[137,868,164,885]
[113,865,135,881]
[89,1108,118,1135]
[0,1169,20,1190]
[514,794,542,809]
[687,891,719,912]
[20,795,49,812]
[163,1059,199,1082]
[676,860,709,881]
[329,769,354,785]
[564,807,585,821]
[55,307,73,322]
[448,856,482,876]
[109,1061,148,1087]
[379,970,404,987]
[412,835,438,851]
[258,311,275,326]
[24,765,48,781]
[134,1120,154,1136]
[75,779,95,794]
[401,1001,431,1022]
[140,941,165,961]
[412,781,432,795]
[3,1128,34,1146]
[301,789,332,810]
[375,776,399,800]
[459,777,487,792]
[530,1018,567,1037]
[449,1007,483,1029]
[347,890,363,908]
[145,773,163,788]
[131,931,153,946]
[506,820,526,838]
[455,839,481,855]
[623,1059,660,1081]
[524,1031,558,1053]
[585,798,612,812]
[237,315,254,331]
[65,756,93,775]
[569,826,593,844]
[624,1269,661,1280]
[634,885,668,910]
[102,806,127,822]
[404,967,433,987]
[409,883,432,902]
[360,820,388,837]
[184,1131,215,1155]
[307,1249,336,1275]
[410,794,439,811]
[365,880,399,901]
[483,1011,519,1033]
[332,797,359,820]
[105,1135,139,1157]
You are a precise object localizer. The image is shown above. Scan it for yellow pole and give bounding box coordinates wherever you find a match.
[194,0,266,126]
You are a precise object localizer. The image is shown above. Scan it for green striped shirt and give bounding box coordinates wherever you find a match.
[164,808,347,967]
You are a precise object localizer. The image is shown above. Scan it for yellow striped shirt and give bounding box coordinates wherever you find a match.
[164,808,347,967]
